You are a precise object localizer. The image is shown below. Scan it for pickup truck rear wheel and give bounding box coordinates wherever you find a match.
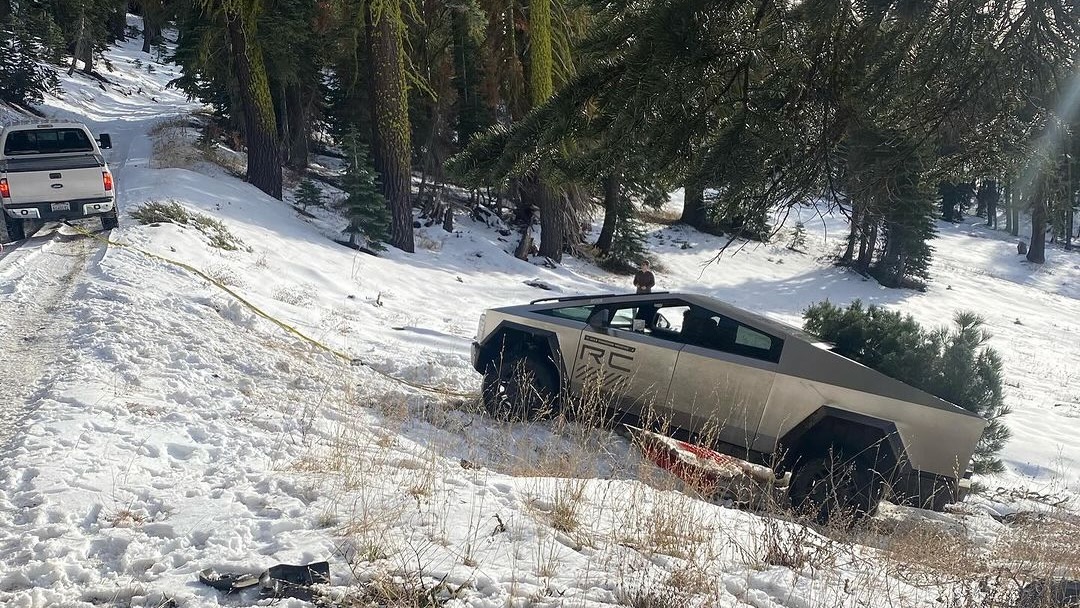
[788,450,884,525]
[481,352,558,421]
[2,215,26,243]
[101,209,119,231]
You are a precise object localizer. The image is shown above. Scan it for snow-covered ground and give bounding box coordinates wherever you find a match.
[0,19,1078,607]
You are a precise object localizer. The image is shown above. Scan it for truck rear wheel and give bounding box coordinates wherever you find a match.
[101,208,119,231]
[2,215,26,243]
[481,352,558,421]
[787,450,884,525]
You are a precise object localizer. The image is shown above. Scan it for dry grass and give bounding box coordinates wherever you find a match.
[994,514,1080,579]
[107,508,146,528]
[881,517,987,585]
[203,263,245,287]
[550,478,588,533]
[272,284,316,307]
[129,200,248,251]
[638,207,682,225]
[325,565,460,607]
[149,115,247,174]
[149,118,203,169]
[275,356,1080,608]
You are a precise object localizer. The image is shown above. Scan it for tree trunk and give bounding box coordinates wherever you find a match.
[1004,181,1013,234]
[1008,181,1020,237]
[526,0,562,261]
[528,0,553,103]
[940,182,959,222]
[80,38,94,74]
[142,15,152,53]
[514,203,534,260]
[983,180,999,229]
[1067,146,1074,250]
[680,181,706,229]
[224,8,282,199]
[284,83,309,170]
[596,174,619,253]
[841,201,861,265]
[69,15,86,76]
[880,221,904,286]
[1028,179,1047,264]
[1067,203,1074,250]
[442,206,454,232]
[856,216,877,274]
[523,178,562,259]
[367,0,414,253]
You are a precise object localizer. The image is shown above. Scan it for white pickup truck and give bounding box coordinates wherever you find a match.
[0,121,118,243]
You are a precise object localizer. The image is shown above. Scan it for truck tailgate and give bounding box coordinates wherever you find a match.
[1,155,107,204]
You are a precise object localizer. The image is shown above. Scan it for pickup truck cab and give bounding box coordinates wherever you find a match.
[0,121,118,242]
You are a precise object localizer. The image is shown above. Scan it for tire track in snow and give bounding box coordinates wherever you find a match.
[0,117,136,457]
[0,234,100,455]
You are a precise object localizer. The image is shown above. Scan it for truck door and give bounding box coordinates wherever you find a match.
[667,306,781,452]
[570,301,681,422]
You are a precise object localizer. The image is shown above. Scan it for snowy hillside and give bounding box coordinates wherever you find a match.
[0,21,1078,607]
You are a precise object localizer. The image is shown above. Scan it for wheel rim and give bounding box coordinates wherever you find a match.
[483,359,551,420]
[791,456,861,523]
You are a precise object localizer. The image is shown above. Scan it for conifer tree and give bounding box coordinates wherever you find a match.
[0,16,58,105]
[341,132,391,250]
[598,189,648,272]
[804,301,1010,474]
[294,179,324,211]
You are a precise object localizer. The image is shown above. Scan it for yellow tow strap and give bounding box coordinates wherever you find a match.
[62,221,478,399]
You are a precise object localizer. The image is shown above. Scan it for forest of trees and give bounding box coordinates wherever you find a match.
[2,0,1077,284]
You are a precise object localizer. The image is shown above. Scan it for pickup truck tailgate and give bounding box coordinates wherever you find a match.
[1,155,108,204]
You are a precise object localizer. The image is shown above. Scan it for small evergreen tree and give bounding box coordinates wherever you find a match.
[788,222,807,252]
[340,132,391,250]
[804,301,1010,474]
[294,178,324,211]
[925,312,1011,474]
[599,195,649,272]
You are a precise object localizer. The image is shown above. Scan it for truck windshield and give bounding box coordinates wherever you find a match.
[4,128,95,155]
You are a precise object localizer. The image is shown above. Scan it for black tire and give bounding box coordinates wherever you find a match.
[2,215,26,243]
[101,209,119,231]
[481,351,559,421]
[787,450,884,525]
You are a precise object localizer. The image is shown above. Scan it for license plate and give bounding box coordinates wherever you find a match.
[51,202,70,211]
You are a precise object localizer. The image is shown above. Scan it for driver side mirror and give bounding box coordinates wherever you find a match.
[97,134,112,150]
[586,309,609,331]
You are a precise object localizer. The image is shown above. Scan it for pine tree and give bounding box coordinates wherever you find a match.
[294,178,324,210]
[925,312,1011,474]
[804,301,1010,474]
[788,222,807,252]
[0,16,59,105]
[341,133,391,250]
[599,193,648,272]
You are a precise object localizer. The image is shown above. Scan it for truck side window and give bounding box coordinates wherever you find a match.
[681,306,783,363]
[540,305,594,322]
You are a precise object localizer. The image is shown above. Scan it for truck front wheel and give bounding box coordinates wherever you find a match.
[481,352,558,422]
